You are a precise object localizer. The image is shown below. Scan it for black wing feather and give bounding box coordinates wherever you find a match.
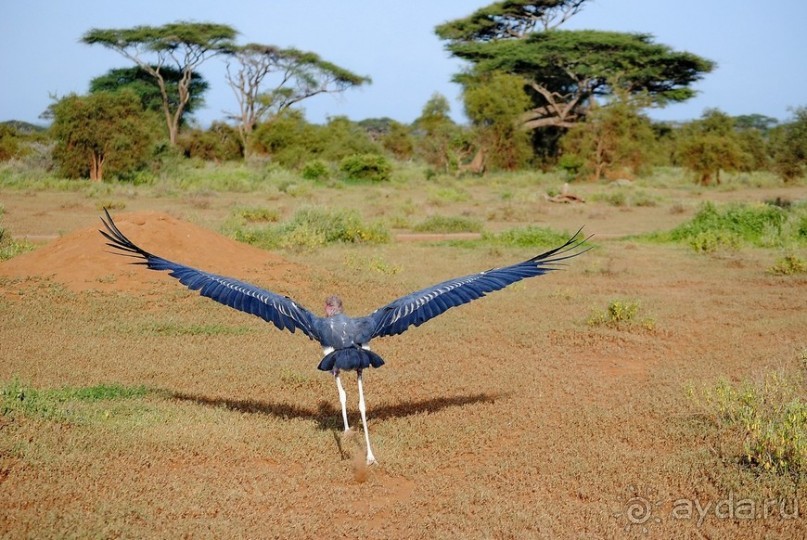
[99,209,322,342]
[367,229,590,338]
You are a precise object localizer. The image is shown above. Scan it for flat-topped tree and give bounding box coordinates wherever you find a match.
[435,0,587,41]
[451,30,715,131]
[225,44,370,154]
[437,1,714,144]
[82,22,237,146]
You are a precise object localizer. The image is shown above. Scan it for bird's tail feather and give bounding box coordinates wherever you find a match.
[318,347,385,372]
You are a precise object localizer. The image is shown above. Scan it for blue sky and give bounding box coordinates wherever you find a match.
[2,0,805,127]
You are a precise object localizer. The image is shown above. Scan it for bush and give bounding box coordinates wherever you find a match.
[339,153,392,182]
[302,159,330,181]
[0,220,36,261]
[695,372,807,475]
[655,201,807,250]
[768,254,807,275]
[587,299,655,330]
[235,206,280,223]
[233,207,390,250]
[179,122,243,161]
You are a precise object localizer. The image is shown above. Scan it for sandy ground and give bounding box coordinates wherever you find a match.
[1,185,806,538]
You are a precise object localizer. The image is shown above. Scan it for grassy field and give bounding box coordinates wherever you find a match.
[1,166,806,538]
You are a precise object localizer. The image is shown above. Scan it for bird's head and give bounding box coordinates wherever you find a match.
[325,295,344,317]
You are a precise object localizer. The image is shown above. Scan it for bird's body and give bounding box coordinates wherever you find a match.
[100,210,588,465]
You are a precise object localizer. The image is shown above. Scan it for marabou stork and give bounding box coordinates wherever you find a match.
[100,210,588,465]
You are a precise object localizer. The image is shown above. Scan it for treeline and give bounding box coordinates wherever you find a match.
[2,100,805,185]
[1,1,805,184]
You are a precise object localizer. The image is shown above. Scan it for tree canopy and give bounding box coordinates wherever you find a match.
[50,90,157,181]
[225,43,370,154]
[437,1,714,166]
[82,22,237,146]
[435,0,588,41]
[89,66,208,125]
[448,30,715,131]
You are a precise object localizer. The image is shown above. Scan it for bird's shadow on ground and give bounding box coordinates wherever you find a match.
[170,390,505,432]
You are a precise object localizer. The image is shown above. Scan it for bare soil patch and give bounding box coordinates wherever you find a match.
[0,211,306,293]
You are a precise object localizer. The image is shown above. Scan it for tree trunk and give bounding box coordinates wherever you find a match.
[457,148,486,176]
[89,152,104,182]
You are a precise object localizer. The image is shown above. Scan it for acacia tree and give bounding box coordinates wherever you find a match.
[437,1,714,158]
[82,22,237,146]
[90,66,208,126]
[435,0,587,40]
[50,90,157,181]
[224,44,370,155]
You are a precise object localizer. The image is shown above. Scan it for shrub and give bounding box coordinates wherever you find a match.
[233,207,390,250]
[235,206,280,223]
[654,201,807,250]
[587,299,654,330]
[0,218,36,261]
[302,159,330,181]
[768,254,807,275]
[695,372,807,475]
[339,153,392,182]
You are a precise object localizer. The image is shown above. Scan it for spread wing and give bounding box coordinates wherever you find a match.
[99,210,322,342]
[366,229,590,339]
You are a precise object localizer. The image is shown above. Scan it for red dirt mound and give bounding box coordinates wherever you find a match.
[0,212,306,293]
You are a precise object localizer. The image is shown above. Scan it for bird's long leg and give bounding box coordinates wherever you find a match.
[334,370,350,432]
[356,369,376,465]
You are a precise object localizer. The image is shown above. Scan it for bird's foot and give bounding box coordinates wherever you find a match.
[366,453,377,466]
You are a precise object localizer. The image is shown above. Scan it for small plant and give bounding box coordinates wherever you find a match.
[696,371,807,475]
[588,299,655,330]
[339,153,392,182]
[768,254,807,275]
[0,228,36,261]
[235,206,280,223]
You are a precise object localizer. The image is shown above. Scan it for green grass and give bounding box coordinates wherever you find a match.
[1,379,152,422]
[649,201,807,251]
[413,215,483,234]
[232,206,390,250]
[481,225,570,248]
[0,227,36,261]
